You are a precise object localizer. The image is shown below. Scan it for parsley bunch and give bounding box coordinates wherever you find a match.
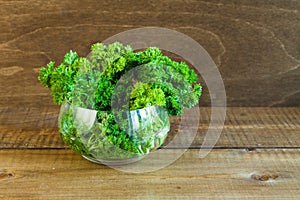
[38,42,202,159]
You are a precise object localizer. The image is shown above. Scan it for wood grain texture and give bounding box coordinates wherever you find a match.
[0,0,299,107]
[0,149,299,199]
[1,107,299,149]
[0,1,299,199]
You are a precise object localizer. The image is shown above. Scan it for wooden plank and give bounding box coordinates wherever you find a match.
[1,107,299,149]
[0,149,299,199]
[0,0,299,107]
[0,106,63,148]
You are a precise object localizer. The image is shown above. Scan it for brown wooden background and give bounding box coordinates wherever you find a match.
[0,0,299,108]
[0,1,300,199]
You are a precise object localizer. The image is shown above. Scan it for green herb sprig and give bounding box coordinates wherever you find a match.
[38,42,202,159]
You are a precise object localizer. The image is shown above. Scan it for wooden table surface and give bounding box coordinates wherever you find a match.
[1,107,299,199]
[0,0,299,199]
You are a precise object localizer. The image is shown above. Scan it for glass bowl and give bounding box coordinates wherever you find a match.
[58,102,170,165]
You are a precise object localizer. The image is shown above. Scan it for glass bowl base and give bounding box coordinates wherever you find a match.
[82,155,145,166]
